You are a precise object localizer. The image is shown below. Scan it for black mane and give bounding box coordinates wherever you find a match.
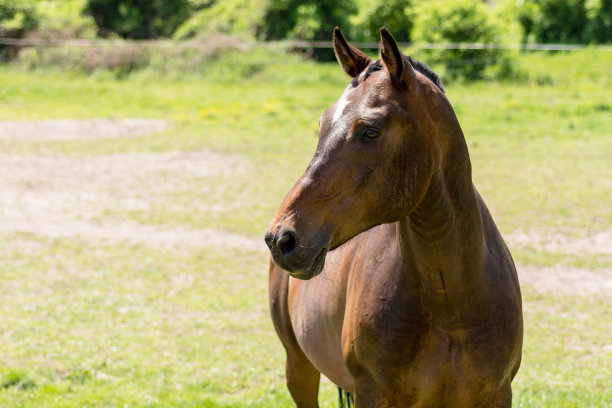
[353,58,445,93]
[408,57,445,93]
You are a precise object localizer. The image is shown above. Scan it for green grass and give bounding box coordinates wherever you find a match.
[513,249,612,270]
[0,48,611,406]
[1,238,608,407]
[0,237,340,407]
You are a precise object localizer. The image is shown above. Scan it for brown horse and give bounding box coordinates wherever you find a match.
[265,27,523,408]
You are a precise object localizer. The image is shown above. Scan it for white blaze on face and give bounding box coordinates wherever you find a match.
[332,71,366,125]
[332,84,355,124]
[332,93,350,124]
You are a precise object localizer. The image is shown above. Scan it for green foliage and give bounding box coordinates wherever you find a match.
[0,0,38,37]
[537,0,589,43]
[519,0,589,43]
[585,0,612,43]
[296,1,357,60]
[291,1,358,42]
[260,0,358,60]
[0,0,96,43]
[17,43,151,77]
[174,0,360,60]
[33,0,96,38]
[513,0,611,44]
[173,0,265,40]
[0,0,38,60]
[412,0,507,80]
[12,40,349,85]
[1,370,36,391]
[86,0,192,38]
[257,0,296,40]
[2,0,611,51]
[354,0,415,42]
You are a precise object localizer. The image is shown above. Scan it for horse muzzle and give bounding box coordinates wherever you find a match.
[264,226,329,280]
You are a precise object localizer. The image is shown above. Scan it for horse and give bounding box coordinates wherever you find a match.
[264,27,523,407]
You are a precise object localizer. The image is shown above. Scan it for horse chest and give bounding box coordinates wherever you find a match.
[285,224,517,405]
[343,297,513,406]
[345,319,506,406]
[287,251,356,391]
[340,263,511,405]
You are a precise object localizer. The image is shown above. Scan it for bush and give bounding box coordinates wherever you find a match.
[586,0,612,43]
[0,0,96,40]
[16,43,150,76]
[412,0,509,80]
[33,0,96,39]
[173,0,264,40]
[293,1,358,60]
[259,0,357,61]
[175,0,358,60]
[514,0,611,44]
[86,0,192,39]
[353,0,415,42]
[0,0,38,38]
[0,0,38,60]
[525,0,589,43]
[13,35,257,79]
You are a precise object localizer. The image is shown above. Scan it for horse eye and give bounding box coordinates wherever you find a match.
[362,128,381,142]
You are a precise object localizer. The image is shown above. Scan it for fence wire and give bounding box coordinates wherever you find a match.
[1,38,611,51]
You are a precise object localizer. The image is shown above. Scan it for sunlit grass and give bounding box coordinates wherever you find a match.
[1,236,609,407]
[0,48,610,406]
[0,236,340,407]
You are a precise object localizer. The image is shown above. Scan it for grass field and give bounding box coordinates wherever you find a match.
[0,48,611,407]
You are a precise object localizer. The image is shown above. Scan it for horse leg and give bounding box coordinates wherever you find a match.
[285,347,321,408]
[269,262,320,407]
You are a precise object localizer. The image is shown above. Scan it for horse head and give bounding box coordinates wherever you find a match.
[265,27,452,279]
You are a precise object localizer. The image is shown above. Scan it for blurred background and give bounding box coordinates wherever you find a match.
[1,0,611,77]
[0,0,610,407]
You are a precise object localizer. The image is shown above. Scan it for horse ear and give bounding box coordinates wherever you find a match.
[333,26,372,78]
[379,27,416,89]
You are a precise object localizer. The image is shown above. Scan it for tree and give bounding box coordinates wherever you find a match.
[86,0,192,39]
[412,0,505,80]
[359,0,415,42]
[0,0,38,38]
[586,0,612,43]
[259,0,358,60]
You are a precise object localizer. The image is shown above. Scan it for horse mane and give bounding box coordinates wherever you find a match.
[408,56,445,93]
[361,58,445,93]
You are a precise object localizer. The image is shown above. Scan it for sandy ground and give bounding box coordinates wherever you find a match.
[506,230,612,256]
[0,118,167,141]
[1,119,610,296]
[0,119,262,253]
[506,230,612,296]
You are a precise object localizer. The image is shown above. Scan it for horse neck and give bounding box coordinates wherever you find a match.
[397,124,489,326]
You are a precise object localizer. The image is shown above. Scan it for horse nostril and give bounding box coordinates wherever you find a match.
[264,229,275,250]
[277,230,298,257]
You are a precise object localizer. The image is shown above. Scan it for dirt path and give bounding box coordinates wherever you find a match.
[0,150,263,252]
[506,230,612,296]
[516,264,611,296]
[0,119,609,296]
[506,230,612,256]
[0,118,167,141]
[0,119,263,253]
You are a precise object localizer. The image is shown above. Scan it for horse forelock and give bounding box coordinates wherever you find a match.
[328,57,444,135]
[353,58,444,93]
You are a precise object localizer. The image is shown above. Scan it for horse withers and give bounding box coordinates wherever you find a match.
[264,27,523,408]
